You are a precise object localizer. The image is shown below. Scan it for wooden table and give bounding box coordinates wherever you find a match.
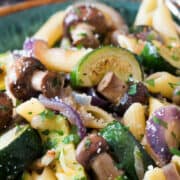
[0,0,66,16]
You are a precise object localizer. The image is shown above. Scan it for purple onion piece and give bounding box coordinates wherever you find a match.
[39,95,86,139]
[87,88,109,108]
[146,105,180,166]
[23,37,37,57]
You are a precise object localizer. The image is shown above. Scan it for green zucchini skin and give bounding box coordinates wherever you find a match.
[0,125,42,180]
[100,121,155,180]
[139,42,179,75]
[71,46,143,88]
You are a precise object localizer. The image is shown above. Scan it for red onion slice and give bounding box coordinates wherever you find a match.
[39,95,86,138]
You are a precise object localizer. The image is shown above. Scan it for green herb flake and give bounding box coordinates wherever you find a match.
[63,134,80,145]
[147,33,155,41]
[175,90,180,96]
[28,112,32,115]
[54,130,64,136]
[171,131,177,139]
[73,176,87,180]
[15,124,23,134]
[15,99,22,107]
[170,148,180,156]
[0,105,8,111]
[73,8,81,16]
[39,109,55,121]
[84,138,91,149]
[78,32,87,38]
[76,44,84,50]
[171,54,178,61]
[145,79,155,87]
[168,82,180,89]
[128,84,137,95]
[153,116,168,129]
[115,175,128,180]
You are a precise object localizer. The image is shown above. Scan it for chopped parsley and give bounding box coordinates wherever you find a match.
[170,148,180,156]
[84,138,91,149]
[115,175,128,180]
[153,116,168,129]
[171,54,178,61]
[15,99,22,107]
[73,8,81,16]
[168,82,180,89]
[73,176,87,180]
[147,33,155,41]
[63,134,80,145]
[145,79,155,87]
[28,112,32,115]
[128,84,137,95]
[15,124,23,134]
[0,105,8,111]
[39,109,55,121]
[171,131,177,139]
[76,44,84,50]
[53,130,64,136]
[175,90,180,96]
[52,77,61,87]
[78,32,87,38]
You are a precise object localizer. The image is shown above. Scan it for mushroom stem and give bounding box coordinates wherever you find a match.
[91,152,123,180]
[76,134,123,179]
[70,23,100,48]
[31,70,48,91]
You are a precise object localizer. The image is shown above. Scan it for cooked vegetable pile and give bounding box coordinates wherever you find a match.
[0,0,179,179]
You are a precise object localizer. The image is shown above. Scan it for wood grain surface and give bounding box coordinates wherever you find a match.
[0,0,66,16]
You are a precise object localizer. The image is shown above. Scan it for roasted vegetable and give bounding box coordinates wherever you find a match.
[0,125,42,179]
[71,46,143,87]
[100,121,155,180]
[139,42,180,75]
[144,105,180,166]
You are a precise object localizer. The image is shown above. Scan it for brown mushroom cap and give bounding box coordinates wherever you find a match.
[7,57,46,101]
[41,72,64,98]
[63,5,108,37]
[76,134,109,167]
[0,92,13,130]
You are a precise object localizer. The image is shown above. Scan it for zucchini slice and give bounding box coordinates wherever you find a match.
[100,121,155,180]
[0,125,42,179]
[71,46,143,87]
[140,42,180,75]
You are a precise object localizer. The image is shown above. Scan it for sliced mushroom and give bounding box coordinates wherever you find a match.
[112,82,149,116]
[6,57,64,100]
[63,5,109,48]
[91,152,123,180]
[76,134,122,179]
[97,72,128,104]
[70,23,100,48]
[0,92,13,130]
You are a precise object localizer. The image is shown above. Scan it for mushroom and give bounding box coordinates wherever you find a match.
[0,92,13,130]
[112,82,149,116]
[6,57,64,101]
[76,134,122,180]
[97,72,128,104]
[63,5,109,48]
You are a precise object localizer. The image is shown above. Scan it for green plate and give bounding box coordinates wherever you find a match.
[0,0,140,53]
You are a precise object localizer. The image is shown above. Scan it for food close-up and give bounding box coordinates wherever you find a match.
[0,0,179,179]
